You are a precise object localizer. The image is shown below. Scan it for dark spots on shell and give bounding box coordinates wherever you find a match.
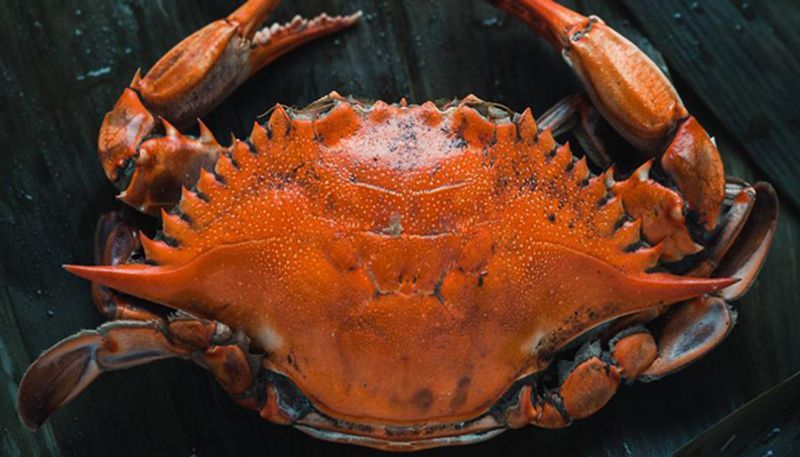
[453,121,468,146]
[433,272,446,304]
[450,136,468,149]
[480,147,497,168]
[494,176,510,195]
[450,377,472,410]
[270,162,308,190]
[536,303,621,360]
[411,389,434,412]
[548,213,556,223]
[401,126,418,145]
[520,175,538,192]
[487,132,498,147]
[546,180,560,197]
[477,271,488,287]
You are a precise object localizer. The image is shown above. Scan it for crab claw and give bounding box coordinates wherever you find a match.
[98,0,361,214]
[135,0,362,127]
[489,0,686,153]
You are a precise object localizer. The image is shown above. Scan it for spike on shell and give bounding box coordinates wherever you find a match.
[516,108,538,143]
[314,102,361,146]
[269,105,292,138]
[452,105,496,147]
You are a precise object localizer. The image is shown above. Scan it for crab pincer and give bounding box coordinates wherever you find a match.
[99,0,361,214]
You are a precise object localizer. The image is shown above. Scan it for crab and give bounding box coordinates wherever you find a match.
[17,0,778,451]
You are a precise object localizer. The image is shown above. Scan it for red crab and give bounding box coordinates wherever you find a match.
[18,0,778,451]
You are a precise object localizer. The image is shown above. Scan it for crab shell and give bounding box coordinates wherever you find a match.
[17,0,778,451]
[71,95,730,423]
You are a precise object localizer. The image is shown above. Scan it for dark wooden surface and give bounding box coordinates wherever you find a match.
[675,371,800,457]
[1,1,798,456]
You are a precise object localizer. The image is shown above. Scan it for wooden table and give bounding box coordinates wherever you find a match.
[1,1,798,456]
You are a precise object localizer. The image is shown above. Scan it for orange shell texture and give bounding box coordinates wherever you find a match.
[73,96,731,425]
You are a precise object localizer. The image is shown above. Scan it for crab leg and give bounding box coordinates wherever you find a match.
[99,0,361,214]
[17,317,257,430]
[507,295,731,429]
[602,181,777,382]
[704,182,779,301]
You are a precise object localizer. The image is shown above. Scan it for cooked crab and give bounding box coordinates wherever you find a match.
[18,0,778,451]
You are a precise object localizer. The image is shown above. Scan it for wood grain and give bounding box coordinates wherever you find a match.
[1,1,798,456]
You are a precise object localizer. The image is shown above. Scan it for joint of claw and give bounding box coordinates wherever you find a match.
[570,16,599,43]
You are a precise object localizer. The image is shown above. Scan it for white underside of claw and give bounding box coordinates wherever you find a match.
[253,11,364,46]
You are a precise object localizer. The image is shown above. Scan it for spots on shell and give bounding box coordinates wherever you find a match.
[411,389,434,412]
[449,377,472,410]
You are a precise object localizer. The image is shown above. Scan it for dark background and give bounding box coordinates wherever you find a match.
[1,1,799,456]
